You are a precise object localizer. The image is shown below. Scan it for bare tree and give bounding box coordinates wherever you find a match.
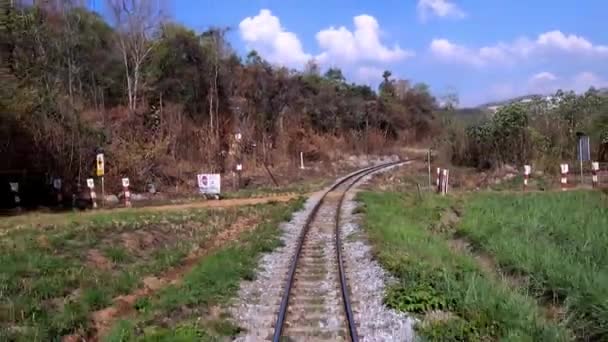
[107,0,161,113]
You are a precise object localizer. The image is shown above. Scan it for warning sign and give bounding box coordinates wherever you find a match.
[86,178,95,189]
[96,153,105,176]
[197,174,221,194]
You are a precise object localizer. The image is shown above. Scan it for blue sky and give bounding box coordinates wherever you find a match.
[104,0,608,106]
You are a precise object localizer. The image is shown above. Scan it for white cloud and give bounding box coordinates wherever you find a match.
[430,30,608,67]
[429,39,484,66]
[239,9,311,68]
[537,31,608,54]
[356,66,385,85]
[530,71,558,83]
[528,72,559,94]
[417,0,466,21]
[573,71,608,92]
[315,14,413,65]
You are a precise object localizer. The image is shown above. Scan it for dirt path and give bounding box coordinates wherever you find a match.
[1,193,303,234]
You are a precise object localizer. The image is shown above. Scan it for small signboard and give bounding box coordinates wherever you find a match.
[122,178,130,187]
[96,153,105,176]
[86,178,95,189]
[9,182,19,192]
[578,136,591,162]
[236,164,243,171]
[524,165,532,175]
[197,174,221,194]
[53,178,62,190]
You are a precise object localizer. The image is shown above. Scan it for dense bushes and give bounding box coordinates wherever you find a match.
[1,2,438,194]
[443,90,608,170]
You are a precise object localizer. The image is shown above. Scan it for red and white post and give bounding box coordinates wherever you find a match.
[436,167,442,193]
[441,169,449,195]
[560,163,569,191]
[591,162,599,187]
[87,178,97,209]
[122,178,131,207]
[523,165,531,191]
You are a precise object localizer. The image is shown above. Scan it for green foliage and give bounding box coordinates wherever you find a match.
[385,283,449,313]
[2,3,439,187]
[448,89,608,169]
[359,191,571,341]
[103,198,305,341]
[458,191,608,340]
[0,201,302,340]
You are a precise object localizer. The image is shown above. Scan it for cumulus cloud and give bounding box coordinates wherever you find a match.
[528,72,559,94]
[239,9,311,68]
[315,14,413,65]
[417,0,466,21]
[355,66,385,85]
[430,30,608,67]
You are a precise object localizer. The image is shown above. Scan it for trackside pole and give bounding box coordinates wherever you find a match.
[122,178,131,207]
[9,182,20,211]
[441,169,449,195]
[591,162,599,187]
[560,163,569,191]
[436,167,441,193]
[523,165,531,191]
[87,178,97,209]
[427,149,432,190]
[300,151,305,169]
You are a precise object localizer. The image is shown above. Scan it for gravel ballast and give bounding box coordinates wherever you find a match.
[341,167,416,341]
[229,162,415,341]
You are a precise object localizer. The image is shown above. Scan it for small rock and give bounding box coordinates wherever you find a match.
[104,194,119,204]
[131,193,147,201]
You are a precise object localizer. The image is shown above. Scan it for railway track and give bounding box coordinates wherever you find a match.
[272,161,403,341]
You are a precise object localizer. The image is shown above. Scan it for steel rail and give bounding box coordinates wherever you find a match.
[272,161,404,342]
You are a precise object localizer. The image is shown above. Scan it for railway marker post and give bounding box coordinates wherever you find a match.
[560,163,569,191]
[436,167,441,193]
[427,149,432,190]
[53,178,62,206]
[300,151,305,169]
[122,178,131,207]
[441,169,449,195]
[523,165,531,191]
[87,178,97,209]
[9,182,20,211]
[96,153,105,207]
[591,162,599,187]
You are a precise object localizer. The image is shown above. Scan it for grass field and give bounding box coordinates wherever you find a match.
[359,191,572,341]
[458,191,608,341]
[0,199,303,341]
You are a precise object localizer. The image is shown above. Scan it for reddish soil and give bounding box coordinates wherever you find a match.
[86,250,113,271]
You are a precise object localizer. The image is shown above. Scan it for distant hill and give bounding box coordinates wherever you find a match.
[478,88,608,110]
[479,94,543,109]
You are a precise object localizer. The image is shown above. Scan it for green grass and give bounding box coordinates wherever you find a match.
[0,201,302,341]
[458,190,608,340]
[103,197,305,341]
[359,191,570,341]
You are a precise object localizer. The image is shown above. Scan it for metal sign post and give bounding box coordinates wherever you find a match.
[577,135,590,185]
[96,153,105,206]
[427,149,432,190]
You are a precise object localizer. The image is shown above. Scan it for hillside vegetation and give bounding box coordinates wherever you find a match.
[0,1,437,198]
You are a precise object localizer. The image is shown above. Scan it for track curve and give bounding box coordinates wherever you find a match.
[272,161,403,341]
